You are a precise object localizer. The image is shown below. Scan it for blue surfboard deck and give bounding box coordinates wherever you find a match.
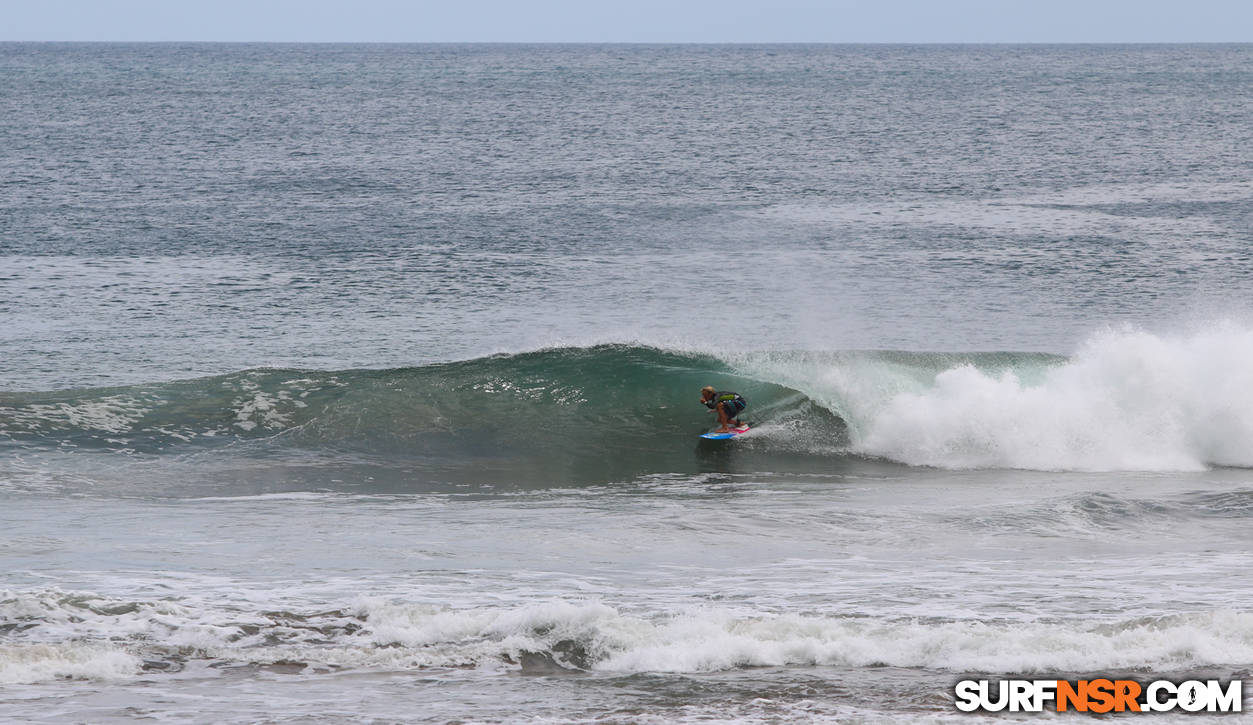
[699,426,749,440]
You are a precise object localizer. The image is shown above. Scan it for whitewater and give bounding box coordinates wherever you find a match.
[4,43,1253,723]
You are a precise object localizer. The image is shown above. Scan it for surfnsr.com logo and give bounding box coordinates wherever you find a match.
[954,679,1243,713]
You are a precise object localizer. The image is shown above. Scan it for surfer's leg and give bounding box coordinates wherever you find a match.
[715,402,732,432]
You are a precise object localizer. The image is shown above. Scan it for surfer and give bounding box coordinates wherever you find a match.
[700,386,747,433]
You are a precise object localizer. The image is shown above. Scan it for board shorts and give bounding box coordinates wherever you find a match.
[720,399,746,417]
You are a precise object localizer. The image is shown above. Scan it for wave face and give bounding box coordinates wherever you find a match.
[0,346,841,485]
[5,326,1253,477]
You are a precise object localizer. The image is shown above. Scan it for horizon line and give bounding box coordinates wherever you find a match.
[3,39,1252,45]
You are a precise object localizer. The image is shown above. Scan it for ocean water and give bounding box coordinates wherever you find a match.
[2,43,1253,723]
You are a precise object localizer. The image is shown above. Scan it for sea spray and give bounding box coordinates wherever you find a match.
[852,325,1253,471]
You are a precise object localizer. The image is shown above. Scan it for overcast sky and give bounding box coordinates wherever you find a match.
[3,0,1250,43]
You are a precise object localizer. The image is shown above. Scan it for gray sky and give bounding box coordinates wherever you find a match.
[2,0,1250,43]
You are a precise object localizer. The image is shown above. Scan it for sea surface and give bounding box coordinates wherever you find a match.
[2,43,1253,723]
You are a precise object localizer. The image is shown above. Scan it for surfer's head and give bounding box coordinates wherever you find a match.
[700,386,716,401]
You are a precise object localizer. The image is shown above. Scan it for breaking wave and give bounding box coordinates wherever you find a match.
[3,589,1251,683]
[4,325,1253,475]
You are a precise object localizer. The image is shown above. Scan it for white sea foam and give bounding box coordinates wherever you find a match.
[861,326,1253,470]
[0,643,140,684]
[8,589,1247,681]
[232,603,1253,674]
[740,324,1253,471]
[0,395,151,435]
[593,609,1253,674]
[360,601,1253,675]
[230,382,293,432]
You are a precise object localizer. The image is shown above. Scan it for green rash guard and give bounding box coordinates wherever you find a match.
[704,392,746,413]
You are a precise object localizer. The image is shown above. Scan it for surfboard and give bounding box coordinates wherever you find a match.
[699,425,750,440]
